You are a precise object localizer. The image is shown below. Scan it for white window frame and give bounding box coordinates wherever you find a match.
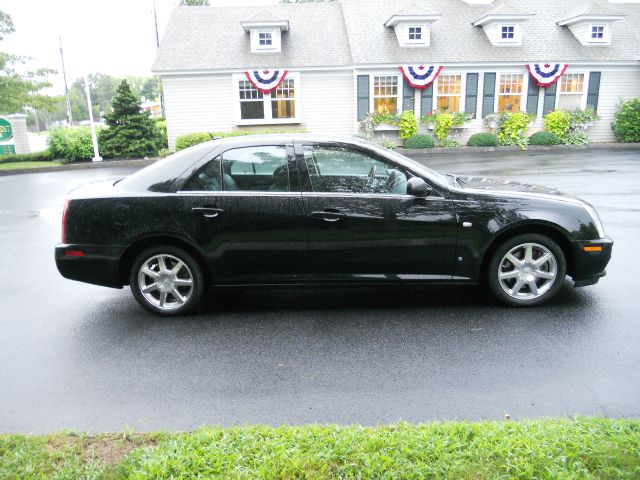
[555,71,588,111]
[588,24,608,44]
[233,72,301,126]
[433,73,466,113]
[370,74,403,115]
[407,24,425,44]
[251,28,279,52]
[494,72,528,113]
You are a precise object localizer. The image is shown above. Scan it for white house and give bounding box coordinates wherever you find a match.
[152,0,640,149]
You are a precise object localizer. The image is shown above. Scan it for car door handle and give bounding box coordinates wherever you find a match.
[192,207,224,218]
[311,210,345,222]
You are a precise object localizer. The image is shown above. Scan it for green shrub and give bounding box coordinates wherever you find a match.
[153,117,168,150]
[467,132,499,147]
[381,139,397,150]
[612,98,640,143]
[439,139,462,148]
[47,127,94,163]
[497,112,534,148]
[398,110,418,140]
[564,131,589,145]
[0,149,54,164]
[403,134,435,149]
[423,111,469,141]
[174,129,307,151]
[175,132,211,151]
[544,110,571,138]
[529,131,562,146]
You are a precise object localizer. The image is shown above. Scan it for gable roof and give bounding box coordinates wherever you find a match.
[557,1,626,25]
[153,0,640,73]
[152,2,351,73]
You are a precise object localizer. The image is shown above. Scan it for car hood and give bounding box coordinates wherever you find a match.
[457,175,562,196]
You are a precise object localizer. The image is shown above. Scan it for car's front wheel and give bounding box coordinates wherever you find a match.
[488,234,566,307]
[130,246,205,316]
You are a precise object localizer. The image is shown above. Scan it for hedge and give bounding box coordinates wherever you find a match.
[47,126,94,164]
[175,129,307,151]
[0,149,54,164]
[612,98,640,143]
[529,131,562,146]
[403,134,435,149]
[467,132,499,147]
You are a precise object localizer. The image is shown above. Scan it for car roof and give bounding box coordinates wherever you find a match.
[201,134,377,149]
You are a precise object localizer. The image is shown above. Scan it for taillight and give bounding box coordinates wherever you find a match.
[61,199,71,243]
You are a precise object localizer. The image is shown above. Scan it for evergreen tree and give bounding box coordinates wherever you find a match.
[98,80,160,158]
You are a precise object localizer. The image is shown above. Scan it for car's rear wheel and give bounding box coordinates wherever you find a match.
[488,234,566,307]
[130,246,205,316]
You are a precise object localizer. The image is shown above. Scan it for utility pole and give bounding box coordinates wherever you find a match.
[84,75,102,162]
[153,0,165,115]
[59,37,73,127]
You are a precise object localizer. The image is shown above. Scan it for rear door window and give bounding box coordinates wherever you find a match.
[223,146,290,192]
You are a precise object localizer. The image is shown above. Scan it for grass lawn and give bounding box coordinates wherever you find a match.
[0,160,63,171]
[1,417,639,479]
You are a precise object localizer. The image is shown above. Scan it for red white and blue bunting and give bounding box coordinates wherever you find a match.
[244,68,288,94]
[399,65,443,90]
[526,63,569,88]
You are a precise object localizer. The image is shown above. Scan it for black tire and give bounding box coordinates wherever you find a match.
[129,245,205,316]
[487,233,566,307]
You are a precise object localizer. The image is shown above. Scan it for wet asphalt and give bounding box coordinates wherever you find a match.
[0,148,639,434]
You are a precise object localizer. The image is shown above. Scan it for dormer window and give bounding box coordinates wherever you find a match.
[384,5,440,48]
[501,25,515,40]
[591,25,605,40]
[556,5,625,46]
[408,26,422,41]
[240,12,289,54]
[258,32,273,47]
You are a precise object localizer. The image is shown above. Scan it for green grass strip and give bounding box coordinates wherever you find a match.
[0,161,63,171]
[1,418,639,479]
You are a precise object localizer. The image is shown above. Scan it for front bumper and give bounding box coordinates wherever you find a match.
[571,236,613,288]
[55,244,126,289]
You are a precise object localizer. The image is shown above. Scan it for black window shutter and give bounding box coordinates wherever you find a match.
[357,75,369,121]
[403,83,414,113]
[420,85,433,117]
[542,83,557,116]
[465,73,479,118]
[526,80,539,116]
[587,72,601,113]
[482,73,496,118]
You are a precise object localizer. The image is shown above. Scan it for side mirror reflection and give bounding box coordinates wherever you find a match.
[407,177,432,197]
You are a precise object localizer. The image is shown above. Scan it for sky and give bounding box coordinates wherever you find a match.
[0,0,278,95]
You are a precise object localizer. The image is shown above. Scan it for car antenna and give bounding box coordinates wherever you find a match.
[208,133,222,140]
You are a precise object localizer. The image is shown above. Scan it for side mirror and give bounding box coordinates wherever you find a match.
[407,177,432,197]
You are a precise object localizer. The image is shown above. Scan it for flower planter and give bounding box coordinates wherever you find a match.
[373,123,400,131]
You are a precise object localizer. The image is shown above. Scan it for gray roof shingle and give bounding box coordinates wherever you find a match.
[153,0,640,73]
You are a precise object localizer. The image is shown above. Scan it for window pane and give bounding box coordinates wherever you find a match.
[271,78,296,119]
[303,145,408,194]
[560,74,584,93]
[558,94,582,111]
[240,101,265,120]
[499,74,523,94]
[239,80,263,100]
[223,146,289,192]
[374,97,398,114]
[437,75,462,95]
[437,96,460,112]
[182,156,222,192]
[497,94,521,112]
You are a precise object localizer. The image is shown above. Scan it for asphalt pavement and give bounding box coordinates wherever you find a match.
[1,148,639,433]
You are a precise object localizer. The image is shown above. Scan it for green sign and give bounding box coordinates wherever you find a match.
[0,144,15,155]
[0,117,12,142]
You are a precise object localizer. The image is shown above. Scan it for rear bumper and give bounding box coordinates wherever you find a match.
[55,244,125,289]
[570,236,613,288]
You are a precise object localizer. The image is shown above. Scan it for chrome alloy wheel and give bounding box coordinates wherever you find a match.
[137,254,194,311]
[497,243,557,300]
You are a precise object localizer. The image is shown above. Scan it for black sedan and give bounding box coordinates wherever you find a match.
[56,135,612,316]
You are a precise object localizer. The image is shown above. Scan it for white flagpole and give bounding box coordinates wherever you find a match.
[84,74,102,162]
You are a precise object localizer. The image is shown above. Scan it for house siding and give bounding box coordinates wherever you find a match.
[162,74,235,149]
[299,72,355,136]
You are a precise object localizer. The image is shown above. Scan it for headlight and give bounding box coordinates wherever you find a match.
[583,204,605,239]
